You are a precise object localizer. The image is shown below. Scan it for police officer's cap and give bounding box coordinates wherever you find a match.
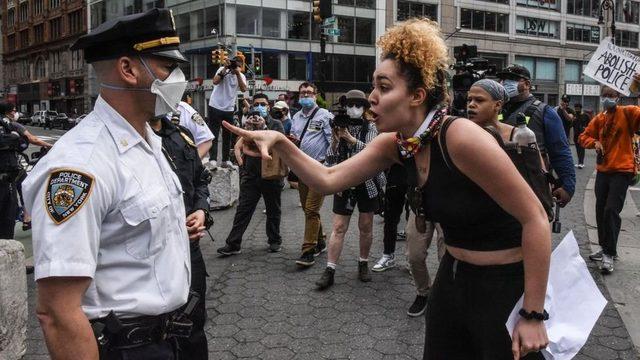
[70,8,187,64]
[496,64,531,81]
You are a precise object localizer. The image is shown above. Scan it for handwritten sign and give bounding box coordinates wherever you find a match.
[583,37,640,96]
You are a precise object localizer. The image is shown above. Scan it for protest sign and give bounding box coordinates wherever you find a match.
[583,37,640,96]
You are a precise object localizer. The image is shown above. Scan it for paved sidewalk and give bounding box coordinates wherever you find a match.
[23,150,639,359]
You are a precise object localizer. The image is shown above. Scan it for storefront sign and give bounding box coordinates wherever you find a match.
[584,37,640,96]
[565,83,583,96]
[583,85,601,96]
[516,16,559,38]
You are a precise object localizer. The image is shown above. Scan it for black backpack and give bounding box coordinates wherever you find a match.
[437,117,555,222]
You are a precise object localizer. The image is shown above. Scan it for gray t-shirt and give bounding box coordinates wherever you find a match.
[290,106,333,162]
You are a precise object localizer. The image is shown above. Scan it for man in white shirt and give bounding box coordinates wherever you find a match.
[208,55,247,166]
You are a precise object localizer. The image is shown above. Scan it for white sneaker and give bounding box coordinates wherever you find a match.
[600,254,614,274]
[372,254,395,272]
[210,160,218,167]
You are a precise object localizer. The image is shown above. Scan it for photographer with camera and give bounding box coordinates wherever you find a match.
[316,90,385,289]
[208,54,248,167]
[497,65,575,207]
[217,93,285,256]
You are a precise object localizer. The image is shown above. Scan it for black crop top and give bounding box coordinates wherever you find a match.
[403,117,522,251]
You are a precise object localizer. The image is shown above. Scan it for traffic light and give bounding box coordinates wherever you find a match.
[211,49,221,65]
[221,50,229,63]
[312,0,331,23]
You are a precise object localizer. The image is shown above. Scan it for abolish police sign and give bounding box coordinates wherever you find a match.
[583,37,640,96]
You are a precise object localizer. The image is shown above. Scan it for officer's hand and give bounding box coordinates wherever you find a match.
[186,210,206,241]
[223,121,286,161]
[552,187,572,208]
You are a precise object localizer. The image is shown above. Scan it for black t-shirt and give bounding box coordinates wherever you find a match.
[556,106,575,126]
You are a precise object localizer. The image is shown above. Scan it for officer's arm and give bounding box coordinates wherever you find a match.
[193,160,211,213]
[197,140,212,159]
[36,276,97,360]
[543,108,576,195]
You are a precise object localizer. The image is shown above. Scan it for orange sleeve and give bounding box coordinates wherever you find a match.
[624,106,640,133]
[579,113,602,148]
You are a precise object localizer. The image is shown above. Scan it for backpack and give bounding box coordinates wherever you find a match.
[439,117,555,222]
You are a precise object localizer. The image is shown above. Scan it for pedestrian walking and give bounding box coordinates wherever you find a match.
[222,18,550,359]
[573,103,591,168]
[217,93,285,255]
[580,84,640,274]
[150,113,214,359]
[208,53,248,167]
[315,90,385,289]
[288,82,333,267]
[22,9,194,359]
[497,65,576,208]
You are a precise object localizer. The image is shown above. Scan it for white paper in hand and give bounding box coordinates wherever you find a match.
[505,231,607,360]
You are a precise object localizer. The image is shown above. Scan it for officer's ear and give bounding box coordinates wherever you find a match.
[115,56,145,87]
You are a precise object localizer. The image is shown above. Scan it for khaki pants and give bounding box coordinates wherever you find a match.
[298,181,325,254]
[405,212,445,296]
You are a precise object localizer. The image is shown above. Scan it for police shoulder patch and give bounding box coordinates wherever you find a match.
[191,113,205,126]
[45,169,94,224]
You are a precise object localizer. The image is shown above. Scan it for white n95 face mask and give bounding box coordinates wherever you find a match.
[347,106,364,119]
[100,57,187,118]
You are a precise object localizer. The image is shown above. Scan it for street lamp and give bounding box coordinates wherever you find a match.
[598,0,616,41]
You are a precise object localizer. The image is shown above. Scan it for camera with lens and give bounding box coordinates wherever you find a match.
[329,95,364,129]
[450,44,496,117]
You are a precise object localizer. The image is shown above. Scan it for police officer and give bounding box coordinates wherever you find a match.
[22,9,192,359]
[175,93,214,159]
[151,113,213,359]
[0,101,23,239]
[497,64,576,207]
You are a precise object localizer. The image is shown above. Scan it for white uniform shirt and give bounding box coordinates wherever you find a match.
[208,66,245,112]
[22,96,191,320]
[177,101,214,145]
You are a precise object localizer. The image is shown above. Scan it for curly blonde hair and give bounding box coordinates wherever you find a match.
[377,18,449,94]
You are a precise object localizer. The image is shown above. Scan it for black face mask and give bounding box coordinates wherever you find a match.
[270,110,284,119]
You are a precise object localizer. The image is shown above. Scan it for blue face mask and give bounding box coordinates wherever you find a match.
[299,97,316,109]
[502,80,520,99]
[253,105,268,118]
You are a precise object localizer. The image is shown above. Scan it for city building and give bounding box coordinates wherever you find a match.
[2,0,88,115]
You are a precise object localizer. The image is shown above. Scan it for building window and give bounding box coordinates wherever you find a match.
[262,8,281,38]
[565,60,582,82]
[337,16,355,43]
[19,2,28,22]
[516,0,559,10]
[288,11,311,40]
[356,0,376,8]
[515,56,557,81]
[35,58,46,80]
[71,50,84,70]
[69,10,83,35]
[34,0,44,16]
[20,29,29,48]
[288,54,308,80]
[397,1,438,21]
[616,0,640,24]
[236,5,260,36]
[50,50,63,74]
[175,13,190,42]
[205,6,223,38]
[8,9,15,27]
[615,29,640,48]
[34,24,44,44]
[566,0,601,17]
[261,52,280,79]
[355,18,375,45]
[566,23,600,43]
[516,17,559,38]
[355,56,376,82]
[51,0,61,8]
[7,35,16,52]
[460,9,508,33]
[50,17,63,40]
[478,52,508,71]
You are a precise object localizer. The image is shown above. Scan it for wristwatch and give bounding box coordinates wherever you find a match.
[519,308,549,321]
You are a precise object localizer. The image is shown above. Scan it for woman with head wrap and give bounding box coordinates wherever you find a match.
[467,79,515,142]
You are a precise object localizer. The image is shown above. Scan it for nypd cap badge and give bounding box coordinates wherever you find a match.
[45,169,94,224]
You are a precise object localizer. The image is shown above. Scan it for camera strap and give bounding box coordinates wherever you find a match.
[297,107,320,148]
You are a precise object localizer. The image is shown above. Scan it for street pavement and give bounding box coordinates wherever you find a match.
[19,127,640,359]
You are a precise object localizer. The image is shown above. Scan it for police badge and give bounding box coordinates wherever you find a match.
[45,169,94,224]
[191,113,205,126]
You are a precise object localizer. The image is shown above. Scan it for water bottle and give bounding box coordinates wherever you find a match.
[512,112,538,154]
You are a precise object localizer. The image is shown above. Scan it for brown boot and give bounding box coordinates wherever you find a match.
[358,261,371,282]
